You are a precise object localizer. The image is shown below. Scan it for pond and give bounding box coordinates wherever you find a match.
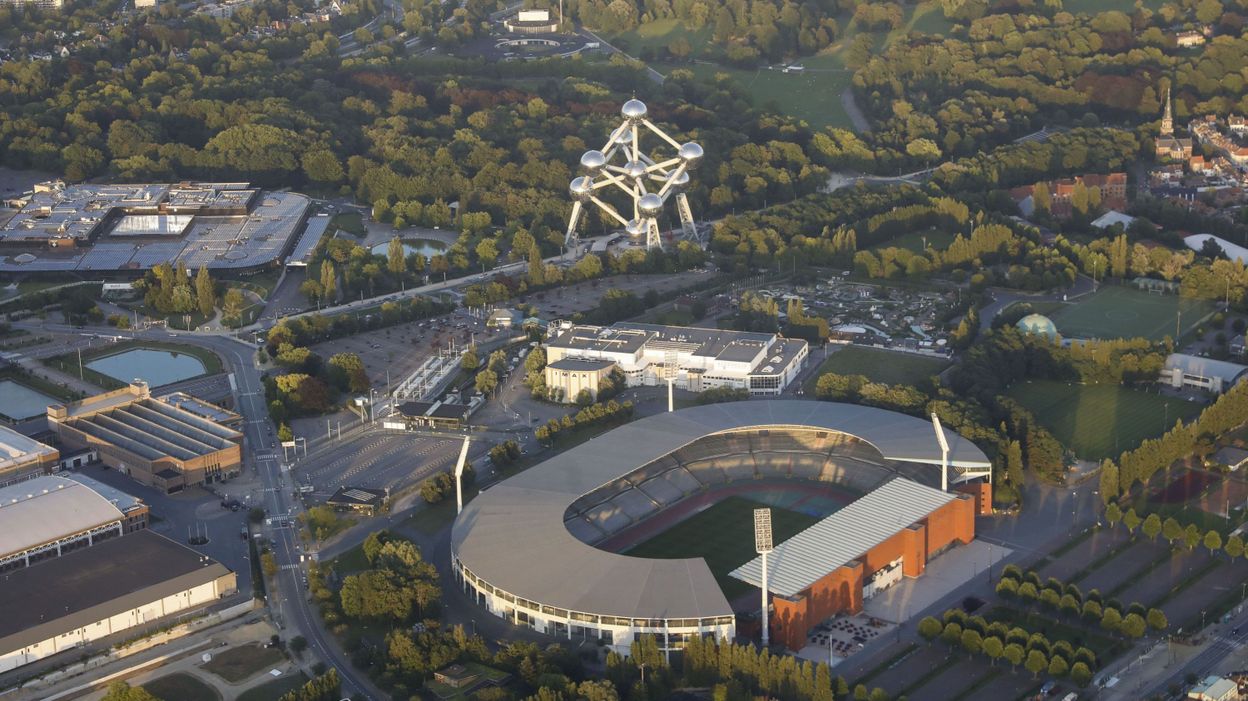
[369,238,447,259]
[0,379,58,420]
[86,348,206,388]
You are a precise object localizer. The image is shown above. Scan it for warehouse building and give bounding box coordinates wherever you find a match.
[0,474,148,573]
[0,427,59,486]
[731,478,975,650]
[0,530,235,673]
[47,382,243,492]
[1160,353,1248,394]
[543,321,807,403]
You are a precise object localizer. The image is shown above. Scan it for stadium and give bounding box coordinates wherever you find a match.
[451,400,992,655]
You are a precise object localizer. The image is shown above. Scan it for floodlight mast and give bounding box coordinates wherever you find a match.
[454,436,471,515]
[565,100,703,253]
[932,413,950,492]
[754,508,774,648]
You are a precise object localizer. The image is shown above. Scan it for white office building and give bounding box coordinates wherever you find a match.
[543,321,807,403]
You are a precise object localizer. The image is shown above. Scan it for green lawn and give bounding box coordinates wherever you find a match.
[236,673,308,701]
[201,643,286,683]
[142,673,220,701]
[331,212,366,237]
[610,19,712,58]
[1005,380,1203,459]
[624,496,821,599]
[805,346,949,392]
[657,61,856,131]
[1050,286,1216,342]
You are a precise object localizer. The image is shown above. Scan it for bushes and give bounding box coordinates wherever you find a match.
[488,440,520,467]
[420,464,474,504]
[993,567,1165,640]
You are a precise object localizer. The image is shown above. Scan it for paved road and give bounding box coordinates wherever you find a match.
[977,274,1097,331]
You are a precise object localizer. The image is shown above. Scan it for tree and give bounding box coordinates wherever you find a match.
[222,288,246,325]
[1160,517,1182,544]
[1225,534,1245,560]
[918,616,943,644]
[1104,504,1123,530]
[475,369,498,396]
[1024,649,1047,679]
[1123,508,1141,535]
[1003,643,1024,671]
[102,682,160,701]
[1142,513,1162,541]
[983,636,1004,666]
[320,260,337,302]
[1121,612,1147,638]
[1070,661,1092,687]
[328,353,370,393]
[941,621,963,645]
[1006,440,1024,488]
[961,628,983,656]
[1048,654,1068,678]
[1205,529,1223,555]
[1100,607,1122,631]
[461,347,479,371]
[302,149,345,185]
[387,237,407,276]
[195,266,215,317]
[1147,608,1168,631]
[1099,460,1118,503]
[1184,523,1202,551]
[1032,181,1051,214]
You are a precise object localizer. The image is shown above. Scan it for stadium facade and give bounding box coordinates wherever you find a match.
[451,400,990,655]
[543,322,808,402]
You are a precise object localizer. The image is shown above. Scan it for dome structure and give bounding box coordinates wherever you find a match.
[621,99,647,121]
[1016,313,1058,342]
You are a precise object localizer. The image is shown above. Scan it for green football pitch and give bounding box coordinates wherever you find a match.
[1050,286,1215,341]
[804,346,950,393]
[1005,380,1203,459]
[624,496,822,600]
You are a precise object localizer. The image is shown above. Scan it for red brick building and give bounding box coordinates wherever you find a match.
[731,478,980,651]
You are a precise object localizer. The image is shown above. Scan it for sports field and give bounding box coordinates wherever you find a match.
[1051,286,1215,341]
[805,346,949,392]
[624,496,822,599]
[1005,380,1203,459]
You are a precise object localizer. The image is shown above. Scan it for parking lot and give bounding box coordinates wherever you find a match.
[292,429,473,498]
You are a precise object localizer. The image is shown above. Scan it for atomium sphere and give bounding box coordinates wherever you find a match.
[580,150,606,172]
[669,170,690,189]
[613,129,633,146]
[678,142,704,163]
[625,219,644,237]
[621,99,648,121]
[625,161,647,179]
[638,193,663,216]
[569,176,592,201]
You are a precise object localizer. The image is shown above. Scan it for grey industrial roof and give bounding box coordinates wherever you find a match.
[62,473,145,515]
[1165,353,1248,385]
[288,214,330,266]
[0,426,57,474]
[0,530,232,653]
[157,392,241,424]
[452,400,989,621]
[729,478,954,597]
[0,476,124,559]
[64,398,241,463]
[546,358,615,371]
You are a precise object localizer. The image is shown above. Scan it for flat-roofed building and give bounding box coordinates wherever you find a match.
[0,475,148,573]
[0,427,58,486]
[47,382,242,492]
[395,400,474,429]
[157,391,243,429]
[504,8,558,32]
[543,321,807,403]
[0,530,235,673]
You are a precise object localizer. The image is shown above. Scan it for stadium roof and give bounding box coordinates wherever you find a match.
[0,475,125,558]
[452,400,989,621]
[0,530,231,654]
[729,478,954,597]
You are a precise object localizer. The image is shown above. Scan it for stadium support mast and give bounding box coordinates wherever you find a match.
[754,508,774,648]
[565,99,704,252]
[454,436,471,515]
[932,413,950,492]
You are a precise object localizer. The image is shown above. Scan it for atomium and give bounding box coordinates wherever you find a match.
[563,100,703,251]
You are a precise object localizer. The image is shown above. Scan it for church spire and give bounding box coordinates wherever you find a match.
[1161,85,1174,136]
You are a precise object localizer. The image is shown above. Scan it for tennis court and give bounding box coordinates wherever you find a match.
[1051,286,1215,341]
